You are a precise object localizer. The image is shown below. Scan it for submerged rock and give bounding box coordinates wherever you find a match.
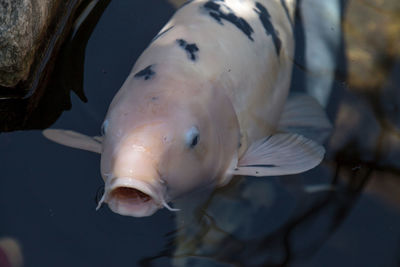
[0,0,60,88]
[344,0,400,91]
[0,0,110,131]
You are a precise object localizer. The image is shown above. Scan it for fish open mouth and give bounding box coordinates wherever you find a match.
[110,187,152,204]
[100,177,163,217]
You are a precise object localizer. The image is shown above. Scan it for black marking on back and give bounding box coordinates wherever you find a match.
[280,0,293,28]
[203,1,254,41]
[176,39,199,61]
[134,65,155,80]
[254,2,282,55]
[152,26,174,42]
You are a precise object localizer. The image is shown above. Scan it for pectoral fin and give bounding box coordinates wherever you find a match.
[43,129,102,154]
[232,133,324,177]
[279,93,332,143]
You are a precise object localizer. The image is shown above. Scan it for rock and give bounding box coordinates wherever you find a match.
[0,0,109,131]
[0,0,59,88]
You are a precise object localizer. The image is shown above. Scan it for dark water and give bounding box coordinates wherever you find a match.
[1,0,400,266]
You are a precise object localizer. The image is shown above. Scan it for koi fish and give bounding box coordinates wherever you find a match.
[43,0,331,217]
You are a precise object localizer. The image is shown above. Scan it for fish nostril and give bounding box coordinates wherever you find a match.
[111,187,151,202]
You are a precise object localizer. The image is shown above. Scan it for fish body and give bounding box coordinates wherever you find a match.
[44,0,330,217]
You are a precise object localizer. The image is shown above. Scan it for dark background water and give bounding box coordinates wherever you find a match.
[1,0,400,266]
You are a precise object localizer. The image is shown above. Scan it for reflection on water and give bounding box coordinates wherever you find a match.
[1,0,400,266]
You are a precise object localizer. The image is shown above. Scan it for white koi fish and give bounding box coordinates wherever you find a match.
[43,0,331,217]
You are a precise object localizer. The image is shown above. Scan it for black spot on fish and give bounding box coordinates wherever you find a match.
[152,26,174,42]
[176,39,199,61]
[242,164,277,168]
[134,65,155,80]
[254,2,282,55]
[203,1,254,41]
[280,0,293,28]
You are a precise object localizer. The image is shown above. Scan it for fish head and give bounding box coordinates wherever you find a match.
[99,77,240,217]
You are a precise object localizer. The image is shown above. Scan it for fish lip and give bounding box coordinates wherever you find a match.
[103,177,164,217]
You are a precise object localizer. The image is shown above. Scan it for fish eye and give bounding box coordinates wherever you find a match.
[101,120,109,136]
[185,126,200,148]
